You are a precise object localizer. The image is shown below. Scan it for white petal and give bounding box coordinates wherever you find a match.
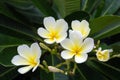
[101,50,110,61]
[17,44,31,60]
[44,17,56,31]
[18,66,33,74]
[72,20,90,38]
[32,59,39,72]
[60,38,74,51]
[72,20,80,30]
[44,39,55,44]
[37,28,50,38]
[81,38,94,54]
[69,30,83,46]
[75,53,88,63]
[31,43,41,59]
[56,32,67,43]
[61,50,74,59]
[11,55,29,66]
[55,19,68,33]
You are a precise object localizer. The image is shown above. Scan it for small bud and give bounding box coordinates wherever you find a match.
[48,66,64,73]
[39,43,51,51]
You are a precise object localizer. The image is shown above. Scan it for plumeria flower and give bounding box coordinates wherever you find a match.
[11,43,41,74]
[60,31,94,63]
[96,47,113,62]
[37,16,68,44]
[71,20,90,39]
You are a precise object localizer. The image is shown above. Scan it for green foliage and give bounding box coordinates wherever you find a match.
[0,0,120,80]
[90,16,120,39]
[54,0,80,18]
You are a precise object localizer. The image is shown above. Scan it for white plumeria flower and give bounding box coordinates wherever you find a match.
[96,47,113,62]
[37,16,68,44]
[71,20,90,39]
[60,31,94,63]
[11,43,41,74]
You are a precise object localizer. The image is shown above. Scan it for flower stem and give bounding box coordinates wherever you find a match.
[55,61,66,68]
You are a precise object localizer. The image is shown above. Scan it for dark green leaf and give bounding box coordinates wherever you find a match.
[84,0,101,14]
[110,42,120,58]
[5,0,44,24]
[65,11,90,25]
[87,60,120,80]
[0,65,18,80]
[0,1,22,23]
[0,33,29,48]
[0,14,42,41]
[90,16,120,39]
[0,47,17,66]
[54,0,80,18]
[76,63,109,80]
[31,0,57,17]
[102,0,120,15]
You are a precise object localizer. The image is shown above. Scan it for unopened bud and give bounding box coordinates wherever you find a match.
[39,43,51,51]
[48,66,64,73]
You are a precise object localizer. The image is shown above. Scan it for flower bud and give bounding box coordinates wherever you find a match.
[48,66,64,73]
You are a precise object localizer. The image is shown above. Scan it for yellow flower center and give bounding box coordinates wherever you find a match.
[72,46,82,55]
[28,57,37,66]
[49,31,58,40]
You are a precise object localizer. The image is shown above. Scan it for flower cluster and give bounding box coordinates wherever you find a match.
[11,16,113,74]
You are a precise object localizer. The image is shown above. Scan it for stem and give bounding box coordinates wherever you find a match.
[66,60,70,70]
[55,61,66,68]
[72,63,77,74]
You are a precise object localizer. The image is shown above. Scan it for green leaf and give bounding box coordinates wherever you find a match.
[4,0,44,24]
[102,0,120,15]
[0,65,18,80]
[94,0,105,18]
[0,33,29,48]
[87,60,120,80]
[31,0,57,17]
[0,14,42,41]
[0,1,22,23]
[110,42,120,58]
[54,0,80,18]
[76,63,109,80]
[65,11,90,25]
[83,0,101,14]
[0,47,17,66]
[90,16,120,39]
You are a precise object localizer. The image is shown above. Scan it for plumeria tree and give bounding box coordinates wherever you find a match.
[0,0,120,80]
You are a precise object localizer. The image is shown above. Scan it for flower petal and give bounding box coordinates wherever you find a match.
[11,55,29,66]
[37,28,50,38]
[44,17,56,31]
[32,59,40,72]
[61,50,74,59]
[69,30,83,46]
[55,19,68,33]
[56,32,67,43]
[96,50,110,62]
[72,20,90,38]
[102,50,110,61]
[44,39,55,44]
[18,66,33,74]
[60,38,74,51]
[81,38,94,54]
[75,53,88,63]
[31,43,41,59]
[72,20,80,30]
[17,44,31,60]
